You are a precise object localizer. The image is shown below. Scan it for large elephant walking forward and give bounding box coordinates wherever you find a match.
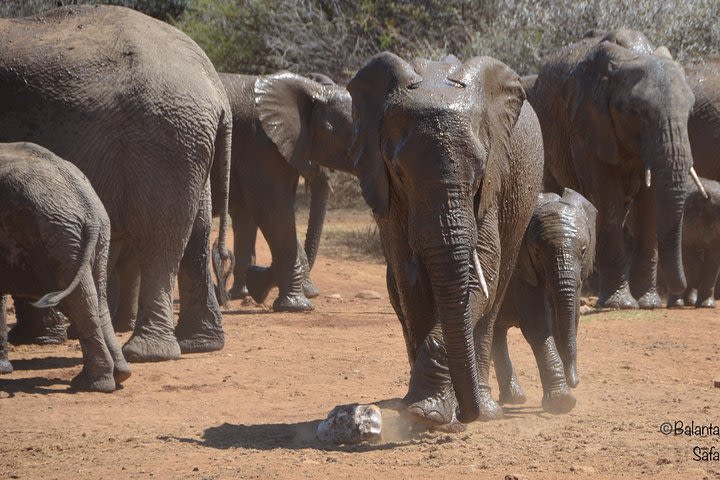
[349,53,543,428]
[529,29,701,309]
[0,6,234,362]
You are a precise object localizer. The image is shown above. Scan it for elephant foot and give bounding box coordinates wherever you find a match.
[229,283,249,300]
[246,265,274,304]
[498,377,527,405]
[542,387,576,414]
[637,290,661,310]
[403,335,458,428]
[8,320,67,346]
[70,369,116,393]
[696,296,716,308]
[0,358,13,374]
[121,333,181,363]
[686,288,698,306]
[598,287,638,310]
[272,294,314,312]
[666,295,685,308]
[302,278,320,299]
[176,331,225,354]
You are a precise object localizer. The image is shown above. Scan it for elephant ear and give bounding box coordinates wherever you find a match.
[561,188,598,276]
[255,72,326,178]
[565,41,620,168]
[516,213,540,288]
[347,52,422,217]
[448,56,525,212]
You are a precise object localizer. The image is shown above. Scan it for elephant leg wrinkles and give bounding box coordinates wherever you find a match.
[595,180,638,309]
[629,186,662,309]
[175,180,225,353]
[8,297,68,345]
[245,176,313,312]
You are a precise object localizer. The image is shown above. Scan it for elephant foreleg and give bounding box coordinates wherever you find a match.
[516,281,575,413]
[228,196,257,300]
[696,250,720,308]
[595,183,638,309]
[246,179,312,312]
[629,187,661,309]
[175,180,225,353]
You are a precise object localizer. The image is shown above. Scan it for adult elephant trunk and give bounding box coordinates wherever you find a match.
[304,169,331,271]
[548,264,580,388]
[649,119,691,295]
[417,200,481,423]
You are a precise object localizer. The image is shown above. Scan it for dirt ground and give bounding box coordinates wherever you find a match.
[1,207,719,480]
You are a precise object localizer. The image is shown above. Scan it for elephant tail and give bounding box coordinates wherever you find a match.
[32,223,99,309]
[212,109,235,307]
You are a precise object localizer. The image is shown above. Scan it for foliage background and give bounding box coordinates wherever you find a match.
[2,0,719,82]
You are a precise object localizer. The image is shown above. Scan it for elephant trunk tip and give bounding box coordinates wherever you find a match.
[565,362,579,388]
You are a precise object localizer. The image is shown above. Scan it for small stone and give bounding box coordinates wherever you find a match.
[579,305,594,315]
[325,293,344,301]
[714,380,720,388]
[355,290,383,300]
[504,475,528,480]
[192,467,199,472]
[570,465,596,474]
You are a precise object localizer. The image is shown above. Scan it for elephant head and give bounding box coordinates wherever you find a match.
[255,72,353,270]
[348,52,525,422]
[565,37,697,295]
[518,188,597,388]
[255,72,353,177]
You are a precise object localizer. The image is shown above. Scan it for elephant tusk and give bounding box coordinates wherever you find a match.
[645,168,652,188]
[689,166,709,199]
[473,249,489,299]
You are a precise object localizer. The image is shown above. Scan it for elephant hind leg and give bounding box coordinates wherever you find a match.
[121,236,182,362]
[175,181,225,354]
[62,272,116,393]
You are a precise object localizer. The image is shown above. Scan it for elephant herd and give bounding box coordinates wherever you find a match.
[0,5,719,430]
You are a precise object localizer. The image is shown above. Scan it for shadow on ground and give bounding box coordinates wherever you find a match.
[0,376,72,396]
[157,398,447,452]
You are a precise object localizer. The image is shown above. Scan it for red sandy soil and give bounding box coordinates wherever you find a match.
[1,208,719,480]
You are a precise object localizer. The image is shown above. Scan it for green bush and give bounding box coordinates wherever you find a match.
[0,0,189,21]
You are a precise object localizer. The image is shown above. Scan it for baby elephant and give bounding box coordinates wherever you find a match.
[0,142,130,392]
[494,189,597,413]
[668,177,720,308]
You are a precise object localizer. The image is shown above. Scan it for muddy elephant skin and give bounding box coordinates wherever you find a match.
[0,142,131,392]
[349,53,543,429]
[494,189,597,414]
[0,5,234,362]
[529,29,697,311]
